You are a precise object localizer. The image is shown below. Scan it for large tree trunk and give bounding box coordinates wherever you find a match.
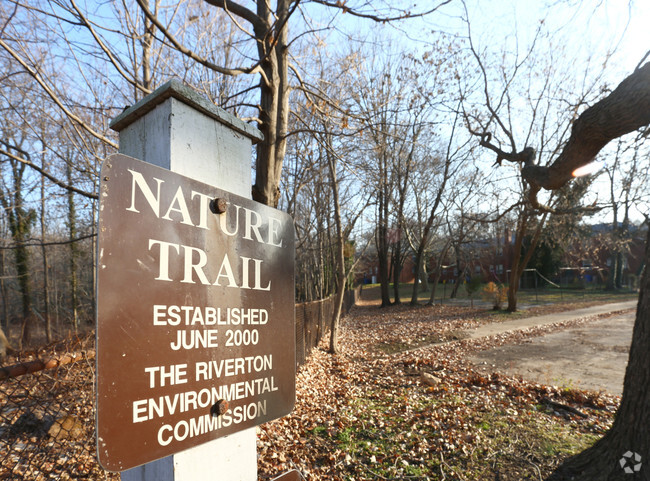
[526,62,650,479]
[5,164,34,348]
[251,1,289,207]
[547,227,649,480]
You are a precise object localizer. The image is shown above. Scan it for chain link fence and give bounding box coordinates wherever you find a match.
[0,290,358,480]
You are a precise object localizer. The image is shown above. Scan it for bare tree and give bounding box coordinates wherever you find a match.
[603,138,649,289]
[133,0,449,206]
[408,104,470,305]
[461,4,605,310]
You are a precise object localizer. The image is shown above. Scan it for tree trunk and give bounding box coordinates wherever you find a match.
[615,251,624,289]
[40,166,51,343]
[7,189,34,347]
[547,227,649,480]
[511,62,650,480]
[0,158,34,347]
[141,1,158,94]
[0,325,16,358]
[616,212,630,289]
[392,241,402,305]
[409,157,452,305]
[377,154,392,307]
[0,247,8,334]
[251,0,289,208]
[450,247,463,299]
[427,268,443,306]
[606,253,618,290]
[326,136,346,354]
[507,215,527,311]
[419,263,429,292]
[411,241,428,306]
[329,269,346,354]
[378,227,391,307]
[506,212,547,312]
[450,270,463,298]
[606,202,619,291]
[16,241,32,347]
[426,241,451,306]
[67,162,79,332]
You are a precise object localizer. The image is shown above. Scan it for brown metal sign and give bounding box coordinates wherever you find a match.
[271,470,304,481]
[95,154,295,471]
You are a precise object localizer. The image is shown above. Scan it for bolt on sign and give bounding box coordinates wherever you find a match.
[95,154,295,471]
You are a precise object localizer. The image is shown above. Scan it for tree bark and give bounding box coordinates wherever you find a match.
[507,212,547,312]
[0,159,34,347]
[325,134,346,354]
[40,161,51,343]
[547,226,649,480]
[427,268,442,306]
[532,62,650,479]
[250,0,289,207]
[506,215,526,311]
[522,63,650,193]
[67,161,79,332]
[427,241,451,306]
[377,152,392,307]
[392,241,403,305]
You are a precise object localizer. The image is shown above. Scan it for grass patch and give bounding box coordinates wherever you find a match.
[469,411,600,480]
[303,383,605,481]
[360,283,638,307]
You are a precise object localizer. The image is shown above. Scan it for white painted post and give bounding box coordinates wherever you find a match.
[109,80,263,481]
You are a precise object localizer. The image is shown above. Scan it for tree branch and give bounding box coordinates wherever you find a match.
[308,0,452,22]
[203,0,263,30]
[67,0,150,96]
[0,37,118,150]
[135,0,264,78]
[522,62,650,193]
[0,144,97,200]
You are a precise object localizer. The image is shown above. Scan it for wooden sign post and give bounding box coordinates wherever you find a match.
[98,80,295,480]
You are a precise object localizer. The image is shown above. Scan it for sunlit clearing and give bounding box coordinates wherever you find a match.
[572,161,602,177]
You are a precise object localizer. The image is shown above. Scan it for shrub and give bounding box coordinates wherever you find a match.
[482,282,508,310]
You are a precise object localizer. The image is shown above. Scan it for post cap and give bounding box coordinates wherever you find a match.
[109,79,263,144]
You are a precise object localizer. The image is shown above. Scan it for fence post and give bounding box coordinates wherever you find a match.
[109,80,262,481]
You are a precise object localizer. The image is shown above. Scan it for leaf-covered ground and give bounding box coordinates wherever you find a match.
[258,304,620,480]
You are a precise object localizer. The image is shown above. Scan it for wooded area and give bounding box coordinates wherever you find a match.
[1,1,650,478]
[1,1,646,350]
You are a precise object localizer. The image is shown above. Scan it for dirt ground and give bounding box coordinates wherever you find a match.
[469,310,635,396]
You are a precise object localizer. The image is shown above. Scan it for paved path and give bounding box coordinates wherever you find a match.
[468,301,637,395]
[466,300,637,339]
